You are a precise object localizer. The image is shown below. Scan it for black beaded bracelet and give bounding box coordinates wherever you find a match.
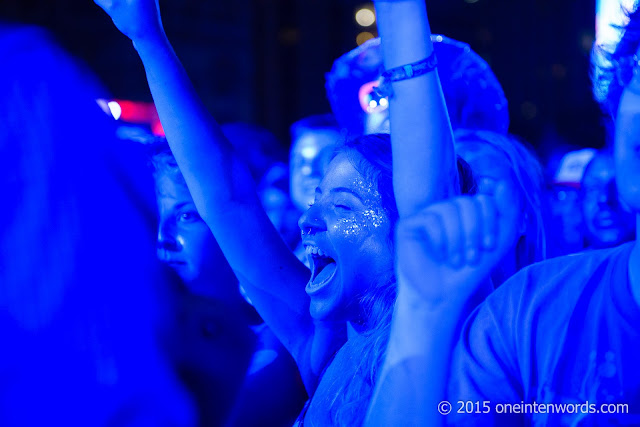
[373,51,438,99]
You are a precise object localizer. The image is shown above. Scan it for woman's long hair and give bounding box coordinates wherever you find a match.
[326,133,475,425]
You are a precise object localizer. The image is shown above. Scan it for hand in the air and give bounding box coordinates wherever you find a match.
[94,0,165,43]
[396,182,521,306]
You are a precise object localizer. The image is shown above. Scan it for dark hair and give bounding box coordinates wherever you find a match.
[591,6,640,118]
[290,114,341,141]
[221,122,286,182]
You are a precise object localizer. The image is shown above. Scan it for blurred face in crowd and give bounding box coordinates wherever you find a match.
[155,167,236,296]
[615,83,640,217]
[456,140,526,231]
[298,152,393,324]
[290,128,340,212]
[581,154,635,248]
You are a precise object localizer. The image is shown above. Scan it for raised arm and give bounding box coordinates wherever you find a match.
[374,0,458,218]
[366,184,520,426]
[367,2,520,423]
[94,0,318,375]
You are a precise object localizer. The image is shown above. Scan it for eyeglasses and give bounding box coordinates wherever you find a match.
[358,80,389,114]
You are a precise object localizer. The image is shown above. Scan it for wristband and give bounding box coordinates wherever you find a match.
[373,51,438,98]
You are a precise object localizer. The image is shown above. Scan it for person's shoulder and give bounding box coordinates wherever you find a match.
[483,243,633,316]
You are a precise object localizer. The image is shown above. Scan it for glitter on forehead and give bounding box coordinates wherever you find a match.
[352,178,381,205]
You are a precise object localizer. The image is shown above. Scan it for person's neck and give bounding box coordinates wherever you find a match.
[629,214,640,307]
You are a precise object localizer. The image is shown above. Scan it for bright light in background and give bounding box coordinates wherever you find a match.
[596,0,635,47]
[301,145,319,159]
[107,101,122,120]
[356,31,375,46]
[355,8,376,27]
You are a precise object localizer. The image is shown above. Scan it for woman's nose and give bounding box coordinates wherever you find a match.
[157,219,179,251]
[298,203,327,235]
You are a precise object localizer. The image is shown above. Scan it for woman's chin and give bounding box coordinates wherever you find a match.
[308,299,341,322]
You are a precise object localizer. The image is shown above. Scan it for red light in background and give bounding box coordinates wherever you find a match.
[111,99,165,136]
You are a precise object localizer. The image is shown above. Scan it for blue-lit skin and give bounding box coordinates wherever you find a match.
[155,171,237,300]
[615,92,640,214]
[614,61,640,306]
[363,1,515,425]
[365,108,390,135]
[299,152,393,323]
[94,0,456,424]
[456,140,525,283]
[95,0,348,401]
[290,129,340,212]
[580,153,635,249]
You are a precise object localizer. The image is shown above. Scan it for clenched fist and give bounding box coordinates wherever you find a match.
[396,182,521,306]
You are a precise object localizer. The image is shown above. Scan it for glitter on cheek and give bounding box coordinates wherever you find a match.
[362,208,386,228]
[332,208,389,243]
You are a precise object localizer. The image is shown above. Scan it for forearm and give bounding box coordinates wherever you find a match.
[134,35,256,214]
[365,280,464,427]
[375,0,458,218]
[132,34,314,344]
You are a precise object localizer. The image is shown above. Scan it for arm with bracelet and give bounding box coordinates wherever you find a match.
[374,0,459,219]
[366,1,503,425]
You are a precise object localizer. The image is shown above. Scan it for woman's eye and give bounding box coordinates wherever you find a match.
[334,204,352,211]
[178,211,200,223]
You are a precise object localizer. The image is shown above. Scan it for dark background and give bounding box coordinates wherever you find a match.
[1,0,606,160]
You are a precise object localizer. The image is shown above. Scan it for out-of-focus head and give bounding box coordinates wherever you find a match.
[325,36,509,137]
[221,122,286,184]
[455,129,546,272]
[544,148,596,257]
[592,7,640,213]
[580,151,635,248]
[289,114,343,212]
[222,122,301,245]
[0,24,196,425]
[151,141,237,295]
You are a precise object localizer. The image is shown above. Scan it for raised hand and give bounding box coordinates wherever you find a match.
[396,182,521,306]
[94,0,165,43]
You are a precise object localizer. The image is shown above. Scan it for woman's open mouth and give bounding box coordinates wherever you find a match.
[304,245,338,295]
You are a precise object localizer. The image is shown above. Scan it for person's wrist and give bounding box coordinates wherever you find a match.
[397,274,471,317]
[132,28,169,52]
